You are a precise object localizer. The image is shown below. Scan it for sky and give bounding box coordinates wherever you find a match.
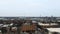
[0,0,60,17]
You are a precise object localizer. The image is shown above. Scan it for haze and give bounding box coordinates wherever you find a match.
[0,0,60,17]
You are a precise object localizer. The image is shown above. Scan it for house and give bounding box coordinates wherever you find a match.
[21,23,36,32]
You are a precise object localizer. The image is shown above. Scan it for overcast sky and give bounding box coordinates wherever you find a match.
[0,0,60,17]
